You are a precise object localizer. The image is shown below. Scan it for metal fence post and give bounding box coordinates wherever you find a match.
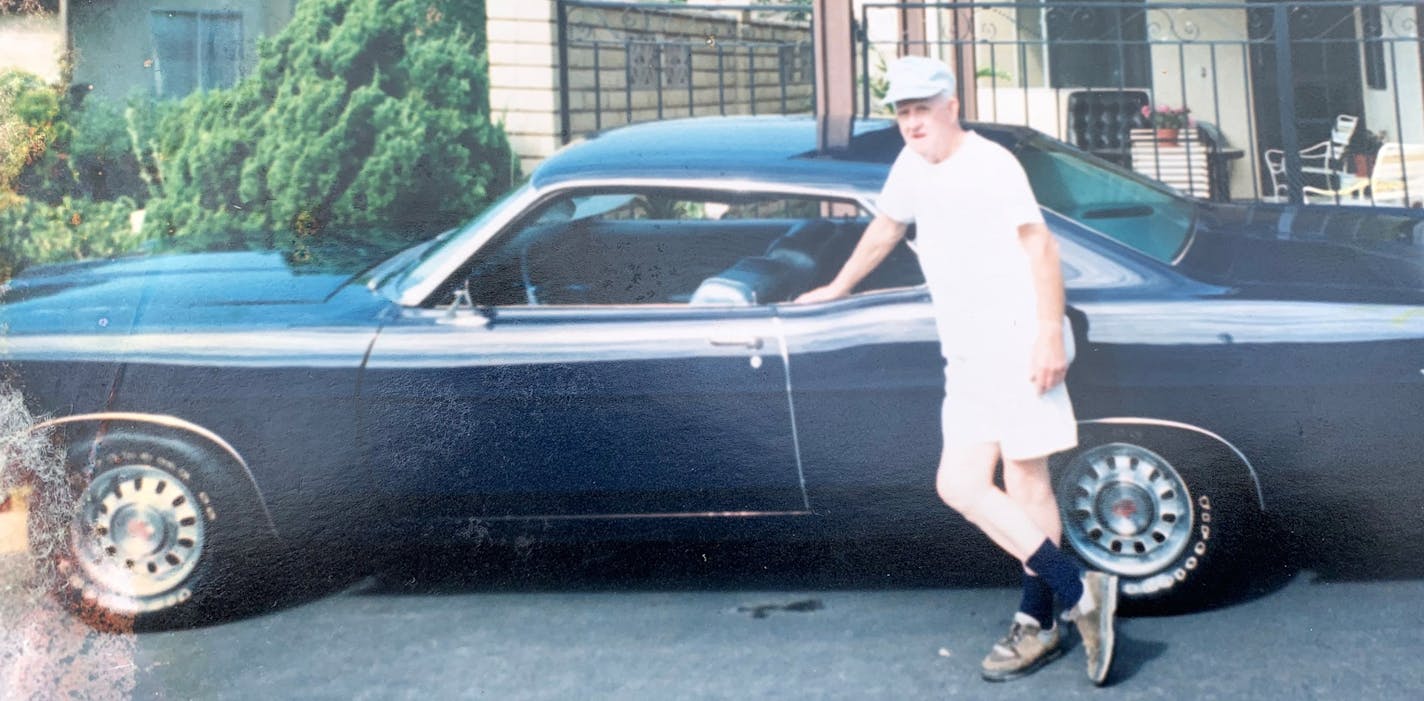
[859,7,870,118]
[1273,2,1303,204]
[557,0,572,145]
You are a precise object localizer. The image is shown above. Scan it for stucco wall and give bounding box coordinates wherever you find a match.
[1359,4,1424,147]
[0,11,63,83]
[1143,2,1257,200]
[68,0,294,103]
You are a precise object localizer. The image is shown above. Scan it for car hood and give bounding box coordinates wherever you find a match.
[0,250,390,336]
[3,250,361,306]
[1179,203,1424,298]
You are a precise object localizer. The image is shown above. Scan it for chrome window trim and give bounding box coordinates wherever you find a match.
[457,509,813,523]
[392,177,877,308]
[1078,417,1266,512]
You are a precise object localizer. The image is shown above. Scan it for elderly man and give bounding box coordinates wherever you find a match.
[796,56,1118,685]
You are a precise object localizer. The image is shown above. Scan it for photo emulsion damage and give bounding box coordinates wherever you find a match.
[4,0,1424,698]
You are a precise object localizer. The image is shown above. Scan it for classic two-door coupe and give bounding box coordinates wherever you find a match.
[4,117,1424,627]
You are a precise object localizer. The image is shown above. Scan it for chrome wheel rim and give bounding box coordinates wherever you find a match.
[1059,443,1194,577]
[69,464,206,609]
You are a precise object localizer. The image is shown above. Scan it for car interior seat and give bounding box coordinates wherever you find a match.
[763,218,838,294]
[689,218,839,305]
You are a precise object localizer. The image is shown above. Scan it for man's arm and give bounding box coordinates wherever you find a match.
[1019,221,1068,394]
[794,214,909,304]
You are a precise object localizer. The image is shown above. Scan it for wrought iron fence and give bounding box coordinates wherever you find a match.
[555,1,816,143]
[556,1,1424,207]
[857,1,1423,206]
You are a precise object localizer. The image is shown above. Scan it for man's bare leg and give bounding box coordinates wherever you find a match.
[940,443,1088,682]
[934,443,1051,562]
[1003,455,1060,547]
[1004,455,1062,630]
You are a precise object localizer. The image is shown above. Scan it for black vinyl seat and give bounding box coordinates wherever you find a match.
[690,219,839,305]
[689,255,799,306]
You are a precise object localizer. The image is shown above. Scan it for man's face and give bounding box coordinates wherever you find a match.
[894,93,958,161]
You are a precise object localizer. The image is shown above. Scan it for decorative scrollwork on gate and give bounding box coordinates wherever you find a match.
[627,41,659,90]
[1146,9,1203,43]
[1383,4,1419,37]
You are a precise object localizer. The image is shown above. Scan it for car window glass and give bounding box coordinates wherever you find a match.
[1015,139,1195,263]
[456,191,918,308]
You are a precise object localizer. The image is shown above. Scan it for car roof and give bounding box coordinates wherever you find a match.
[530,116,1028,195]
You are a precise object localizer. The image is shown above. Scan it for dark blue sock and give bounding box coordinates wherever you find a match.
[1019,573,1055,629]
[1026,540,1083,607]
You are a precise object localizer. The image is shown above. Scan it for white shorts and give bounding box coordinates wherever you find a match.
[939,327,1079,461]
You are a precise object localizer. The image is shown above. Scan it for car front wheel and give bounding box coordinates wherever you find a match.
[31,428,274,629]
[1054,426,1262,613]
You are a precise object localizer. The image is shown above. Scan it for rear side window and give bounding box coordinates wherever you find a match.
[1015,139,1195,263]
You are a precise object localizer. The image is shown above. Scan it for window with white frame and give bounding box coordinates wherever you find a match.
[150,9,243,98]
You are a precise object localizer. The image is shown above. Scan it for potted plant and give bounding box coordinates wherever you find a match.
[1348,128,1384,176]
[1141,105,1192,145]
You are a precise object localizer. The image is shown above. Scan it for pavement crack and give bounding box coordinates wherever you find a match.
[734,598,824,619]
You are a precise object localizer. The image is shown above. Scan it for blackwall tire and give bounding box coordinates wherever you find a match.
[29,428,274,630]
[1053,425,1263,615]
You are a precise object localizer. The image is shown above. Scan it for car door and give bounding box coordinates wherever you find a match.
[360,188,820,520]
[775,236,947,524]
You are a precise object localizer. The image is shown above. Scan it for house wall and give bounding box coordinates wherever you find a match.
[1143,2,1256,199]
[948,3,1281,200]
[1358,4,1424,146]
[68,0,294,102]
[0,11,64,83]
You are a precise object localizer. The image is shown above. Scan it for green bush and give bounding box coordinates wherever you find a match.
[62,96,156,203]
[143,0,516,258]
[0,70,62,193]
[3,69,160,207]
[0,196,146,281]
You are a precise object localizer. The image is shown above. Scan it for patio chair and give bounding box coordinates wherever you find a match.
[1303,142,1424,207]
[1262,114,1359,199]
[1066,89,1150,163]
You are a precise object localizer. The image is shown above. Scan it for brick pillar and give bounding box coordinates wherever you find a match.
[486,0,563,175]
[813,0,854,153]
[898,0,926,57]
[949,3,977,121]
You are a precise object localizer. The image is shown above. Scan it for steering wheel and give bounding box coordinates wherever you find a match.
[518,242,541,305]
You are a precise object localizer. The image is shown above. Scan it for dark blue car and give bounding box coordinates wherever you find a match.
[5,117,1424,627]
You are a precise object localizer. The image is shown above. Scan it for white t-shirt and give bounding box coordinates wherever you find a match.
[877,131,1060,360]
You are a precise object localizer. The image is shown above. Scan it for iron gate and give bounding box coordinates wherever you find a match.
[556,1,1423,206]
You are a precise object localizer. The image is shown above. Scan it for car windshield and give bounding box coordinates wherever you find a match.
[384,183,534,300]
[1012,134,1197,263]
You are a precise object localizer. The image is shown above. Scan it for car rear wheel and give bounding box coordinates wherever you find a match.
[1053,426,1263,613]
[31,428,274,629]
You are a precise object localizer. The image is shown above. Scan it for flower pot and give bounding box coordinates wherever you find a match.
[1353,154,1373,177]
[1154,128,1179,145]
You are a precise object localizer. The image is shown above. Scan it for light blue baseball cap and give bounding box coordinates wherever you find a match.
[881,56,957,106]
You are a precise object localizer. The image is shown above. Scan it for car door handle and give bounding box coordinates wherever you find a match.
[708,336,764,350]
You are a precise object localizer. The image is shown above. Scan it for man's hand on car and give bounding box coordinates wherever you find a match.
[794,284,850,305]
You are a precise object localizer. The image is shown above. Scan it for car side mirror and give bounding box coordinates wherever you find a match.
[438,282,492,327]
